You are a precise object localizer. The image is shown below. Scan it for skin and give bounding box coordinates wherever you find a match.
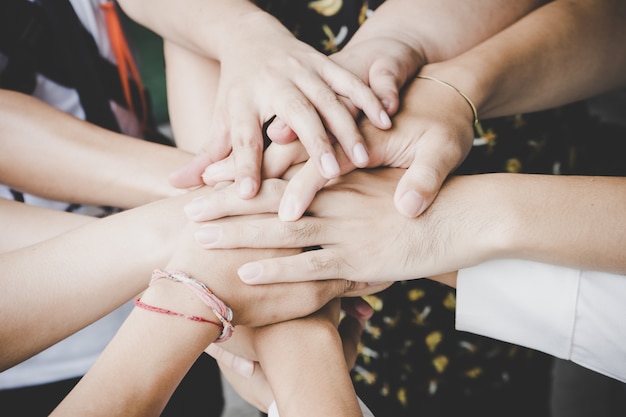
[118,0,392,198]
[118,0,544,217]
[0,89,189,209]
[183,168,626,283]
[0,89,382,416]
[0,191,383,370]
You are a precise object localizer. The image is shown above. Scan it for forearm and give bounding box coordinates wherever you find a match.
[349,0,545,64]
[462,174,626,273]
[117,0,280,59]
[253,302,361,417]
[0,198,93,252]
[421,0,626,118]
[50,278,221,416]
[0,90,191,208]
[0,194,188,369]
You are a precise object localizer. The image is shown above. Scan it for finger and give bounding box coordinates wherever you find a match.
[216,358,274,413]
[184,178,286,221]
[230,113,264,199]
[169,115,232,189]
[269,83,341,181]
[193,216,331,249]
[205,343,255,379]
[278,159,330,221]
[264,116,298,145]
[368,61,403,116]
[201,157,236,185]
[339,297,373,368]
[261,141,309,180]
[237,249,372,285]
[277,144,357,221]
[320,60,392,131]
[295,77,372,169]
[394,131,470,218]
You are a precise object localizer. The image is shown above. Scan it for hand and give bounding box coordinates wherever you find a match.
[265,35,425,145]
[169,11,390,199]
[199,77,476,221]
[165,213,390,325]
[277,75,477,220]
[183,169,495,284]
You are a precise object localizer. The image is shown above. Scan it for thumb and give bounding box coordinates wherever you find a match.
[393,127,472,217]
[393,150,460,218]
[368,62,403,116]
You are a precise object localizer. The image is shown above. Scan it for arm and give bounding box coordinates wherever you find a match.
[262,0,626,221]
[0,188,380,370]
[252,300,363,417]
[421,0,626,118]
[193,0,549,220]
[0,89,190,208]
[118,0,390,197]
[181,169,626,281]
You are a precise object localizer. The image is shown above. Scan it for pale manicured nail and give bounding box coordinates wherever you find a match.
[320,153,340,178]
[278,194,300,222]
[353,143,369,166]
[195,225,222,246]
[184,198,207,220]
[380,110,392,128]
[238,262,263,283]
[398,191,425,218]
[239,177,255,197]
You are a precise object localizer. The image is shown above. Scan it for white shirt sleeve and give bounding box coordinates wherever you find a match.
[455,259,626,383]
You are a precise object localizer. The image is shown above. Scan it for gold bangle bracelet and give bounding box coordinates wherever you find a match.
[415,75,485,137]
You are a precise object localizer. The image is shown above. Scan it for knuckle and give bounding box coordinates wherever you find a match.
[263,178,287,196]
[315,87,342,107]
[305,252,343,276]
[284,96,316,116]
[278,220,320,244]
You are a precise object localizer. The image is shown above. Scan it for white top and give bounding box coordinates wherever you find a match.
[0,0,137,389]
[456,259,626,383]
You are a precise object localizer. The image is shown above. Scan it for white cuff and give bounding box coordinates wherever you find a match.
[571,270,626,383]
[456,259,580,359]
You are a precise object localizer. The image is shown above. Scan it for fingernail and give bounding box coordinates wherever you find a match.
[380,110,392,128]
[238,262,263,283]
[239,177,255,197]
[398,191,425,218]
[320,153,340,178]
[278,194,300,222]
[352,143,369,166]
[184,198,208,220]
[195,225,222,246]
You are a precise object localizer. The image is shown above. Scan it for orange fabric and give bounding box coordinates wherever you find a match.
[100,1,148,132]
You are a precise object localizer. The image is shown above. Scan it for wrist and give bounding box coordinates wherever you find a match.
[419,61,489,120]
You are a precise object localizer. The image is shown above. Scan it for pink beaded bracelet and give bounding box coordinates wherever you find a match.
[150,269,234,342]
